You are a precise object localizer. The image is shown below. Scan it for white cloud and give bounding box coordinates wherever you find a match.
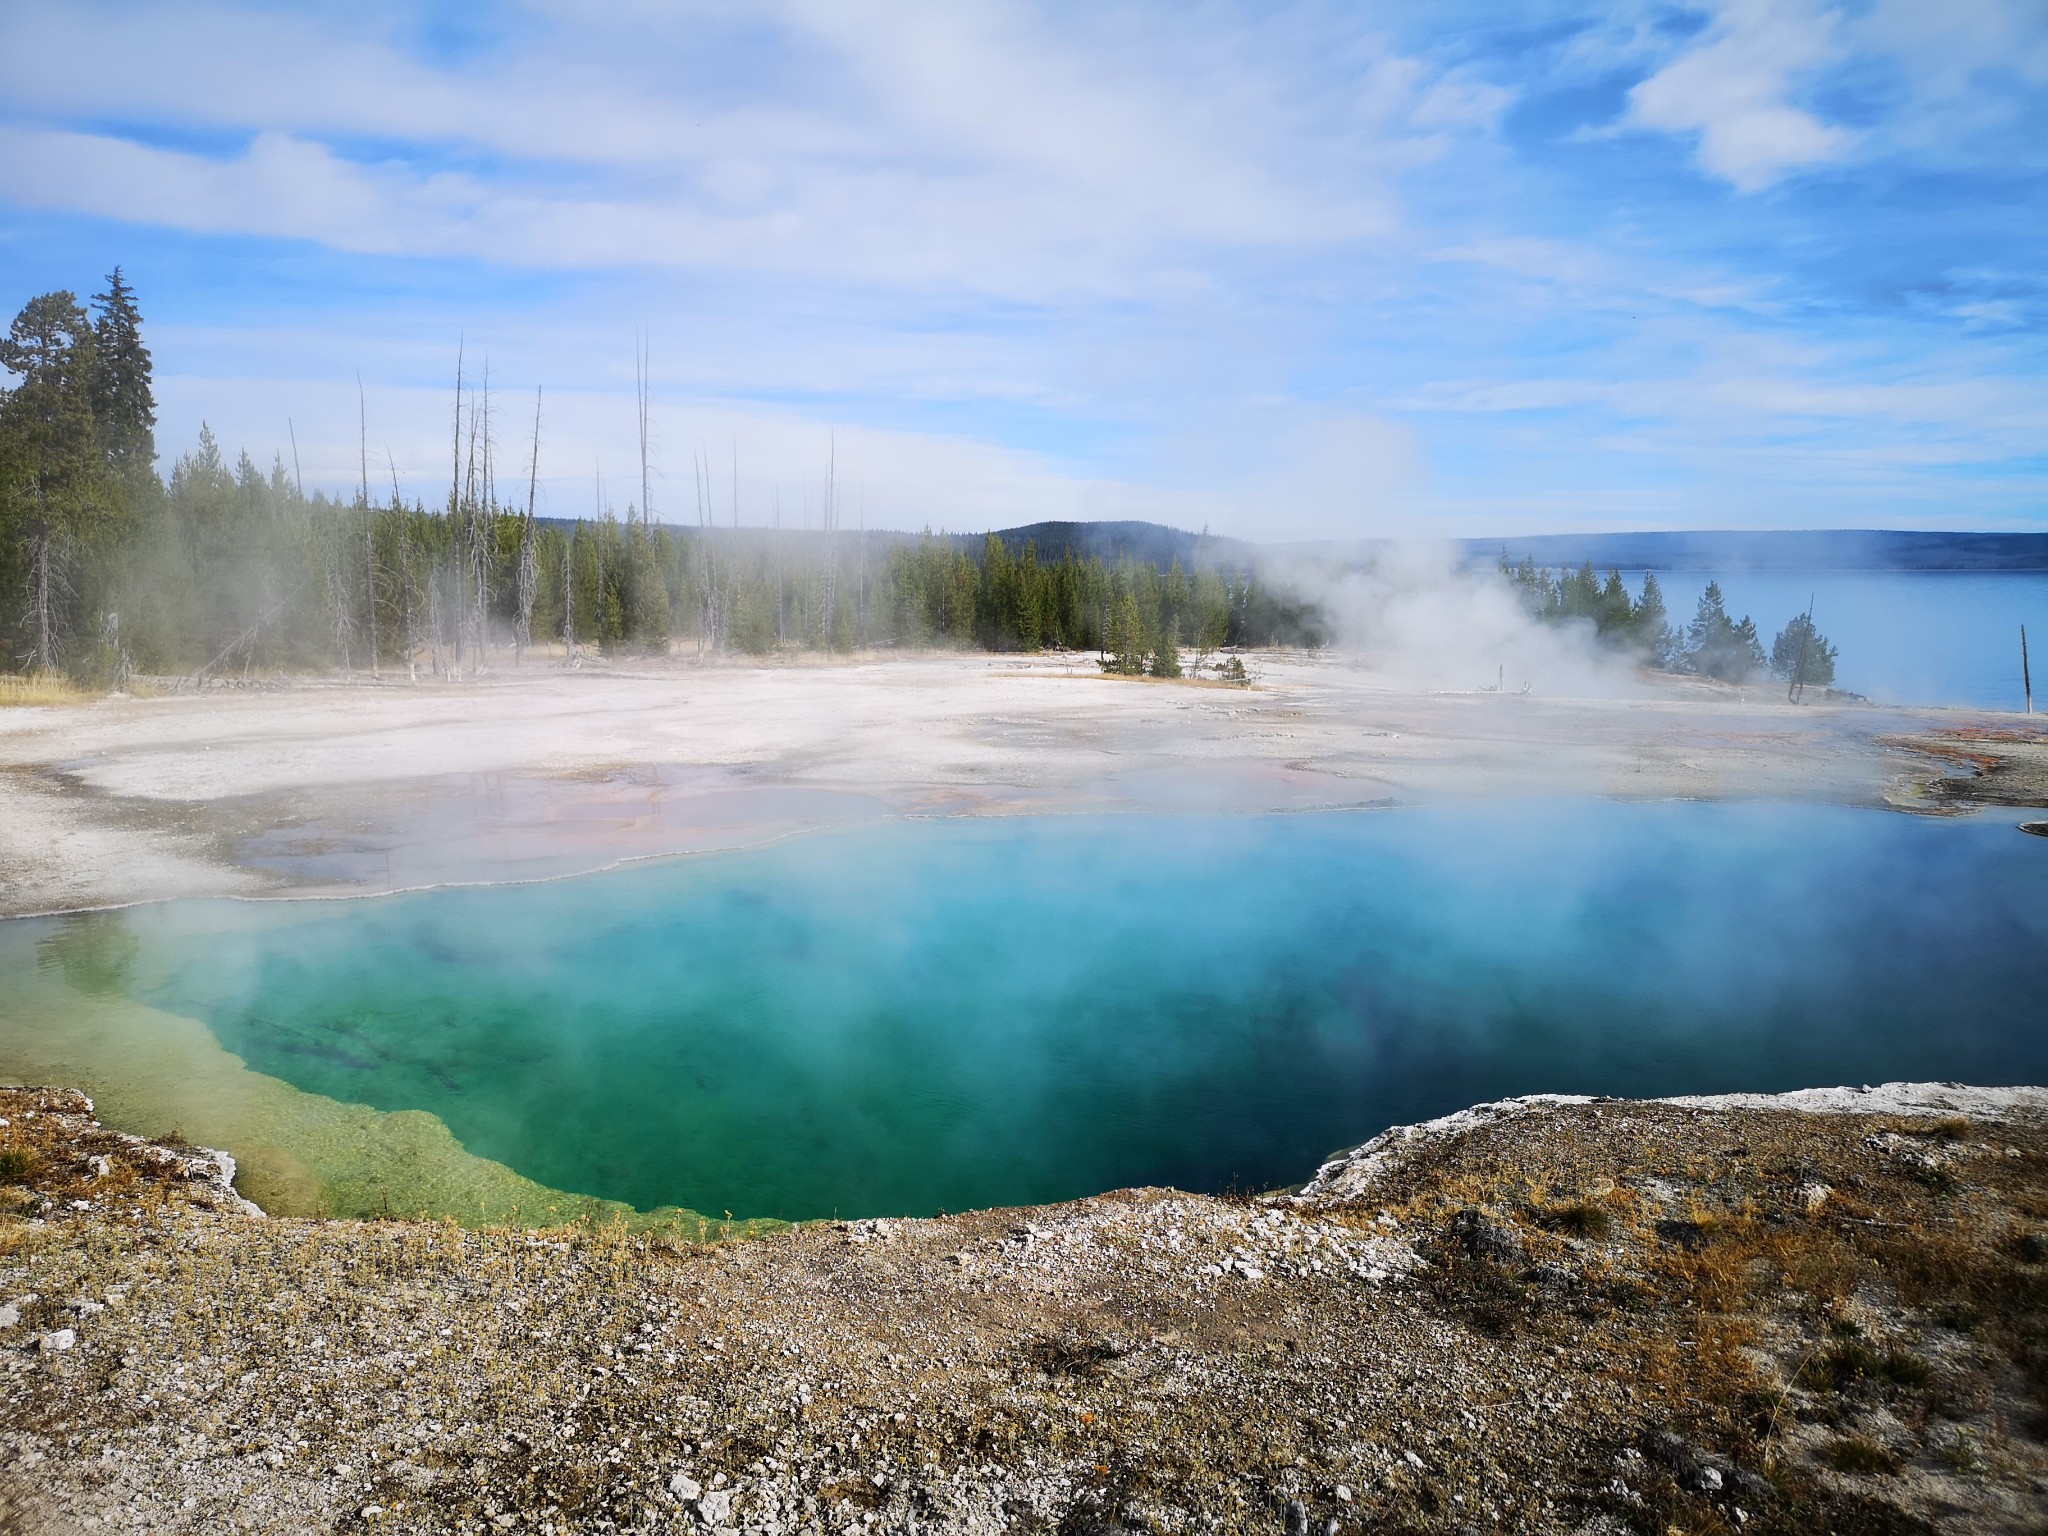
[1626,0,1854,190]
[0,0,1504,299]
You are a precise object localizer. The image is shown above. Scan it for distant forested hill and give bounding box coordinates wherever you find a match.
[1457,529,2048,572]
[970,520,1261,571]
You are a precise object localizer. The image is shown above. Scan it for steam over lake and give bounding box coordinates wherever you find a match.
[15,802,2045,1221]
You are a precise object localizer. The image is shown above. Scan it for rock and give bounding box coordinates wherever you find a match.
[1641,1429,1735,1494]
[37,1329,75,1353]
[1529,1261,1578,1291]
[1447,1208,1525,1265]
[1283,1498,1309,1536]
[1728,1468,1774,1506]
[0,1304,18,1329]
[1333,1484,1353,1503]
[689,1489,733,1525]
[670,1471,703,1501]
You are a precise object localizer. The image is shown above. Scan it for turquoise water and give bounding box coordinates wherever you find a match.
[32,803,2048,1220]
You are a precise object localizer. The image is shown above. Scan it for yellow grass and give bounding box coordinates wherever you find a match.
[0,673,95,707]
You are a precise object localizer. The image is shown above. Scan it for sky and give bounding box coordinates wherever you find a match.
[0,0,2043,541]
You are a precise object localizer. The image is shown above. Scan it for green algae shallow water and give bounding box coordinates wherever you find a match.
[4,801,2046,1224]
[0,929,753,1234]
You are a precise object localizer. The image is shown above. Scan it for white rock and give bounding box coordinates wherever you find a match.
[0,1304,18,1329]
[1334,1485,1353,1503]
[37,1329,75,1353]
[689,1489,733,1525]
[670,1472,703,1501]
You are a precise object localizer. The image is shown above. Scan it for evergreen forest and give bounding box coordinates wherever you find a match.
[1501,557,1839,690]
[0,277,1319,684]
[3,274,1839,694]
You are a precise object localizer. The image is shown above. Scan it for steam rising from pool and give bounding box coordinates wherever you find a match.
[15,803,2048,1220]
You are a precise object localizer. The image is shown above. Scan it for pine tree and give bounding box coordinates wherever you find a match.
[1631,573,1673,666]
[0,292,104,671]
[1104,588,1145,674]
[1596,569,1632,638]
[1771,613,1836,689]
[1683,581,1766,683]
[88,268,155,491]
[1149,615,1182,677]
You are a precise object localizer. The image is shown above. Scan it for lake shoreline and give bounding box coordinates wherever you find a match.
[4,649,2043,921]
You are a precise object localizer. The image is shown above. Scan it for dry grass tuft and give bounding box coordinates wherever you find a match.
[1824,1436,1902,1475]
[0,673,94,708]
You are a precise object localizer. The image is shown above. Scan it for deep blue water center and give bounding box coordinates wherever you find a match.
[116,803,2048,1220]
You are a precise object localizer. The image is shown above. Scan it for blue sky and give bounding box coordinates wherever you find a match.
[1,0,2043,538]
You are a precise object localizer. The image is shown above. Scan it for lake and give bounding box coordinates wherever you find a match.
[8,801,2044,1222]
[1637,570,2045,709]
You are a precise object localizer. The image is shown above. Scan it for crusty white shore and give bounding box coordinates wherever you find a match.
[0,649,1981,916]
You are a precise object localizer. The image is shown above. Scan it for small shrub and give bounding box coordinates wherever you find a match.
[1825,1436,1901,1475]
[1904,1117,1973,1142]
[1531,1198,1612,1239]
[1799,1339,1933,1393]
[1023,1335,1122,1379]
[0,1147,38,1184]
[1906,1163,1960,1195]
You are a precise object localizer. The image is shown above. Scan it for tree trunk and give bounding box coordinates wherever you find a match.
[28,524,57,674]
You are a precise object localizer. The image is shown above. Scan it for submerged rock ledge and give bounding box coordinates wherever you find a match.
[3,1084,2045,1536]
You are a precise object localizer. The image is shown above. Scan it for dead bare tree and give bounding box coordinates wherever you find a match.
[465,362,495,676]
[328,564,354,672]
[636,332,653,534]
[693,448,716,656]
[23,529,63,674]
[516,387,541,665]
[188,598,288,689]
[387,449,419,681]
[819,437,839,651]
[358,375,379,678]
[447,341,466,676]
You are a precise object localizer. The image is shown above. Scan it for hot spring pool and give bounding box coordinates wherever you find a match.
[6,801,2046,1221]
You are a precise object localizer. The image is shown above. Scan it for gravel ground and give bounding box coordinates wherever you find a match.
[2,1083,2045,1536]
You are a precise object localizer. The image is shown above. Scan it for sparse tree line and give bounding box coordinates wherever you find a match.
[0,277,1318,685]
[1502,557,1838,691]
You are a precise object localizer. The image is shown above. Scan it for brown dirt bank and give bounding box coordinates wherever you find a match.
[1879,725,2048,813]
[3,1083,2044,1535]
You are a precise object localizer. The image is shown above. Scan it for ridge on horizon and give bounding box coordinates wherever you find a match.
[539,516,2048,574]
